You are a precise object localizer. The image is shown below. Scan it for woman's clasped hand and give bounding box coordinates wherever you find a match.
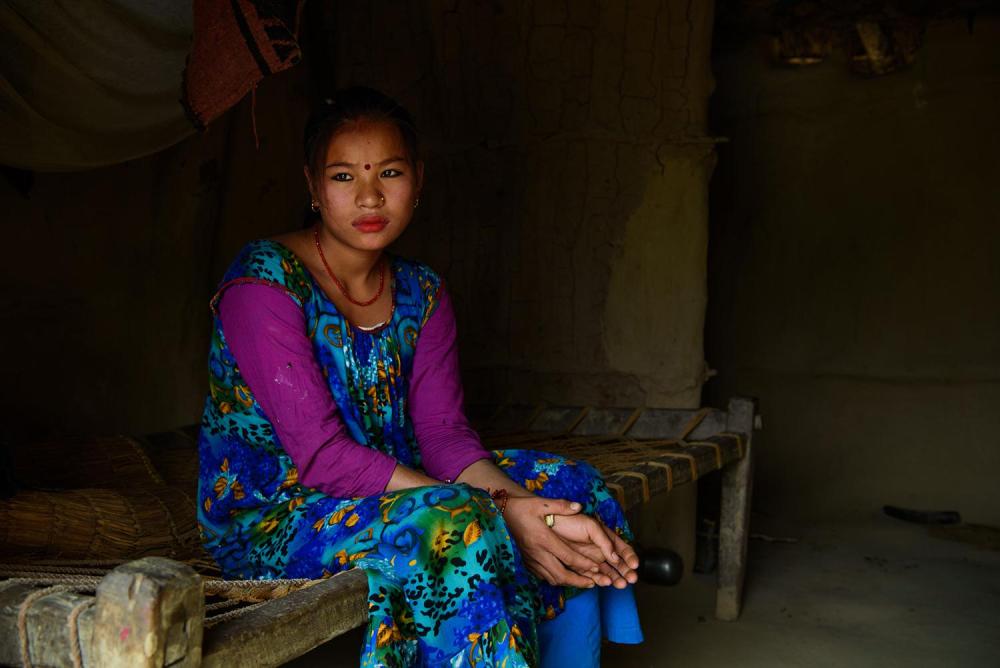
[502,495,640,589]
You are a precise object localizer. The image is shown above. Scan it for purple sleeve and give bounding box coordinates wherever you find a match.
[409,286,491,482]
[217,284,398,498]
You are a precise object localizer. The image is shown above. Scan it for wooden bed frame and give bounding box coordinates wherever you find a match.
[0,398,755,667]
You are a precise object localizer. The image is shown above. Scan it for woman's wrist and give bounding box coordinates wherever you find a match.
[455,459,533,498]
[488,487,510,514]
[383,462,444,492]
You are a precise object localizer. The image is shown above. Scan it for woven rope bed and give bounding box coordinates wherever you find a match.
[0,399,756,668]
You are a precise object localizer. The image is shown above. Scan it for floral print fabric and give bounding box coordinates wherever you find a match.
[198,240,632,667]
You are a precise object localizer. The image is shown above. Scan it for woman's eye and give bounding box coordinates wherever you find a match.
[381,168,403,178]
[331,172,353,182]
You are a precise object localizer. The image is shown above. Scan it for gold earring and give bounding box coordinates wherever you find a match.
[310,200,320,212]
[413,198,420,209]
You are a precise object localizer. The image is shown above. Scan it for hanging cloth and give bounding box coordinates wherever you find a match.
[182,0,305,130]
[0,1,193,171]
[1,0,304,172]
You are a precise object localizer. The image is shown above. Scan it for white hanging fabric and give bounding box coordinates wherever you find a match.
[1,1,194,172]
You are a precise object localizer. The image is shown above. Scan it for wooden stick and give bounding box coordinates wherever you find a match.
[716,397,756,622]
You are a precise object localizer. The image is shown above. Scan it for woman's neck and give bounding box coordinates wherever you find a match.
[315,227,383,293]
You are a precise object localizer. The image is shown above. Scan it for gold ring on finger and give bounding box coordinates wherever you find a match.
[544,513,555,527]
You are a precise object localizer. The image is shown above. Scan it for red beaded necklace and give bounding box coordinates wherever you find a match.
[313,227,385,307]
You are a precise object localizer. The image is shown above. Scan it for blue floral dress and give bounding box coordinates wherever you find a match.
[197,240,632,667]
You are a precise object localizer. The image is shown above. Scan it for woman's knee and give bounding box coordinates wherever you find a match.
[378,484,513,575]
[535,456,603,508]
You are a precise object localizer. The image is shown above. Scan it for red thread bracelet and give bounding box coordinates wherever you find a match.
[489,488,509,515]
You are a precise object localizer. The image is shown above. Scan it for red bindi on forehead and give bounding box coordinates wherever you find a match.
[364,163,371,170]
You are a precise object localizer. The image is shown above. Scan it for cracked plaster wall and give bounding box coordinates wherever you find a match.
[331,0,717,408]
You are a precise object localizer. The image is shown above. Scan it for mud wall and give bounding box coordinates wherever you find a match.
[1,0,717,440]
[0,70,310,438]
[707,18,1000,524]
[330,0,717,408]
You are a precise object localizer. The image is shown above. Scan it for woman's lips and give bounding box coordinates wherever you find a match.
[352,215,389,233]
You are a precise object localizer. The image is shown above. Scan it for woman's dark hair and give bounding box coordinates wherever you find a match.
[303,87,419,180]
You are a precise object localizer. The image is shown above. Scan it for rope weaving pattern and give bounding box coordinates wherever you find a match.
[2,573,102,588]
[658,446,700,480]
[66,598,94,668]
[203,600,268,628]
[18,585,72,668]
[605,482,626,508]
[561,406,591,435]
[482,430,746,511]
[523,404,547,430]
[123,435,166,485]
[678,408,711,440]
[618,407,644,436]
[3,568,322,663]
[615,471,651,503]
[2,405,750,664]
[687,441,723,469]
[719,432,746,458]
[145,486,185,549]
[21,559,126,568]
[3,563,116,575]
[206,598,248,612]
[1,566,317,601]
[203,578,317,601]
[646,461,675,492]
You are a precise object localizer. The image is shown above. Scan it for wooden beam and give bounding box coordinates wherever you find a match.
[201,568,368,668]
[0,581,96,667]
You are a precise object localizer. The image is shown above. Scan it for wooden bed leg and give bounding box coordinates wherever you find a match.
[716,397,756,621]
[90,557,204,667]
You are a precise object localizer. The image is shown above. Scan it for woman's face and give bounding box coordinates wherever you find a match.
[307,117,422,254]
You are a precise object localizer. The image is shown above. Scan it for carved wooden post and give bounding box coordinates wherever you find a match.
[90,557,203,667]
[716,396,756,621]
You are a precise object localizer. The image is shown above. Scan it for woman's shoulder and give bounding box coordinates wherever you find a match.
[223,239,301,280]
[211,239,313,313]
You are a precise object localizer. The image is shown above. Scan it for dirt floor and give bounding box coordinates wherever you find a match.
[286,514,1000,667]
